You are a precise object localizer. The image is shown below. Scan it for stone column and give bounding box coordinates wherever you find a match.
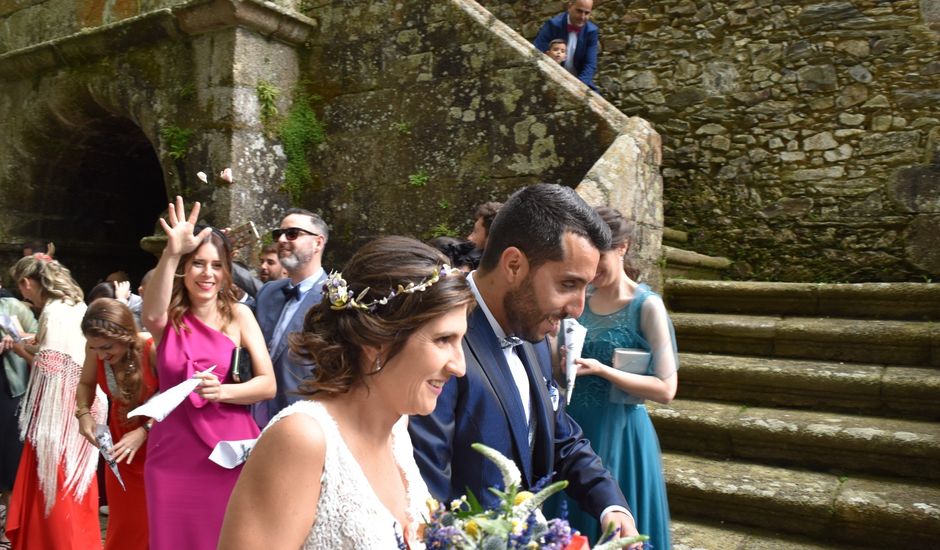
[577,118,665,291]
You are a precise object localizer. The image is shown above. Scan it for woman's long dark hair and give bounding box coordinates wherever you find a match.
[168,228,236,331]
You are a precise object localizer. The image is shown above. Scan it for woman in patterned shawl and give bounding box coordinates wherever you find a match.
[6,253,106,549]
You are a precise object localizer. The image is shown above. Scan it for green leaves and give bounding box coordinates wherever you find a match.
[160,126,193,160]
[409,169,430,187]
[257,80,281,130]
[280,91,326,204]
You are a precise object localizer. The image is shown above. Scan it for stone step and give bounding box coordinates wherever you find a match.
[672,313,940,367]
[671,516,852,550]
[649,399,940,481]
[676,352,940,420]
[663,452,940,548]
[665,279,940,321]
[663,226,689,247]
[664,245,732,281]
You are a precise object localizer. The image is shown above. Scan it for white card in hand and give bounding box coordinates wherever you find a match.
[562,318,587,405]
[128,365,216,422]
[209,439,257,469]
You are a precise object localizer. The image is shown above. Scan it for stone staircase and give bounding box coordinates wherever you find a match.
[663,228,731,281]
[655,279,940,549]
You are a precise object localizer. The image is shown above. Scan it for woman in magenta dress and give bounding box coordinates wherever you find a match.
[141,196,275,550]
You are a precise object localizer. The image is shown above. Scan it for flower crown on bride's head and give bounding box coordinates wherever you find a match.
[324,264,462,313]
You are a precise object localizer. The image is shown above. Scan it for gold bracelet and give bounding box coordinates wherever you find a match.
[75,411,91,420]
[74,406,90,419]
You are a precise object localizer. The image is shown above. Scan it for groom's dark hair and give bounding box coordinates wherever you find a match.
[478,183,611,272]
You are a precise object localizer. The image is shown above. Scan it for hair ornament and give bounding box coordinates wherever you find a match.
[32,252,54,262]
[325,264,462,312]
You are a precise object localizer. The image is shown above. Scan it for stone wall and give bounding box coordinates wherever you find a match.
[0,0,664,287]
[296,0,663,280]
[491,0,940,282]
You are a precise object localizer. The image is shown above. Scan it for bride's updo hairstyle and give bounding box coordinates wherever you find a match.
[291,236,474,396]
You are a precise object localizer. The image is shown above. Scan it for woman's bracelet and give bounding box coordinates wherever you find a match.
[74,405,91,419]
[142,421,154,433]
[75,411,91,420]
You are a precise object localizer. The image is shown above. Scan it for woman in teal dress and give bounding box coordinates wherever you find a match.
[557,206,679,549]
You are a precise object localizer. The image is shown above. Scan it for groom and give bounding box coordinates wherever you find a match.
[410,184,639,542]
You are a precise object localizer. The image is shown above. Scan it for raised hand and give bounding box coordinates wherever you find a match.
[158,195,212,257]
[114,280,132,302]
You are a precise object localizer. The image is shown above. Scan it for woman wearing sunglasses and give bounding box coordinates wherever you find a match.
[141,196,275,550]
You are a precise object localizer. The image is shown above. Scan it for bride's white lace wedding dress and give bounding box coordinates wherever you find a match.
[265,401,429,549]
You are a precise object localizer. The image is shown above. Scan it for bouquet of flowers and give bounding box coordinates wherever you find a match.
[421,443,647,549]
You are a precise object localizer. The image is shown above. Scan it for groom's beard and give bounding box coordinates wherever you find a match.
[503,275,562,343]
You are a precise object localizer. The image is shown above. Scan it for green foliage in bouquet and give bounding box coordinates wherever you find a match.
[420,443,647,550]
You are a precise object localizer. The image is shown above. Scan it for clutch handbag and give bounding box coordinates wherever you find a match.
[229,347,254,383]
[612,348,651,374]
[608,347,651,405]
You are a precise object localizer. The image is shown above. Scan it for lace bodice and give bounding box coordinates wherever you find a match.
[265,401,429,549]
[575,284,678,407]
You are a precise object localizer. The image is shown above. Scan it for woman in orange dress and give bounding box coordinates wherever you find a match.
[77,298,158,550]
[6,254,104,549]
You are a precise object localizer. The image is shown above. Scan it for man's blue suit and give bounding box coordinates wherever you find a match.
[533,12,600,90]
[409,306,628,518]
[252,274,326,426]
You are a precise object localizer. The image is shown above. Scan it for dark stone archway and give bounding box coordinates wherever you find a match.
[33,116,167,291]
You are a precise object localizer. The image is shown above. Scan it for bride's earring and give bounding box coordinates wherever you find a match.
[374,356,383,373]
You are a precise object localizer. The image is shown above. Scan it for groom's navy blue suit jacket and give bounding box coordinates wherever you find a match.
[409,306,628,518]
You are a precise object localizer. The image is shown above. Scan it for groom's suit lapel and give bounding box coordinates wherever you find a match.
[465,307,534,484]
[519,340,554,481]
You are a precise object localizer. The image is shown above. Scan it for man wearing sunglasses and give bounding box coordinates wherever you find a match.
[252,208,330,427]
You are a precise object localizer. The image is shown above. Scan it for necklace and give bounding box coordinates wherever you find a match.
[104,360,136,402]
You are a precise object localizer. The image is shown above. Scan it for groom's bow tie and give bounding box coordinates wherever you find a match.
[500,336,523,350]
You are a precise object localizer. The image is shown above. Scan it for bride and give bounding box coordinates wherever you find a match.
[219,236,474,549]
